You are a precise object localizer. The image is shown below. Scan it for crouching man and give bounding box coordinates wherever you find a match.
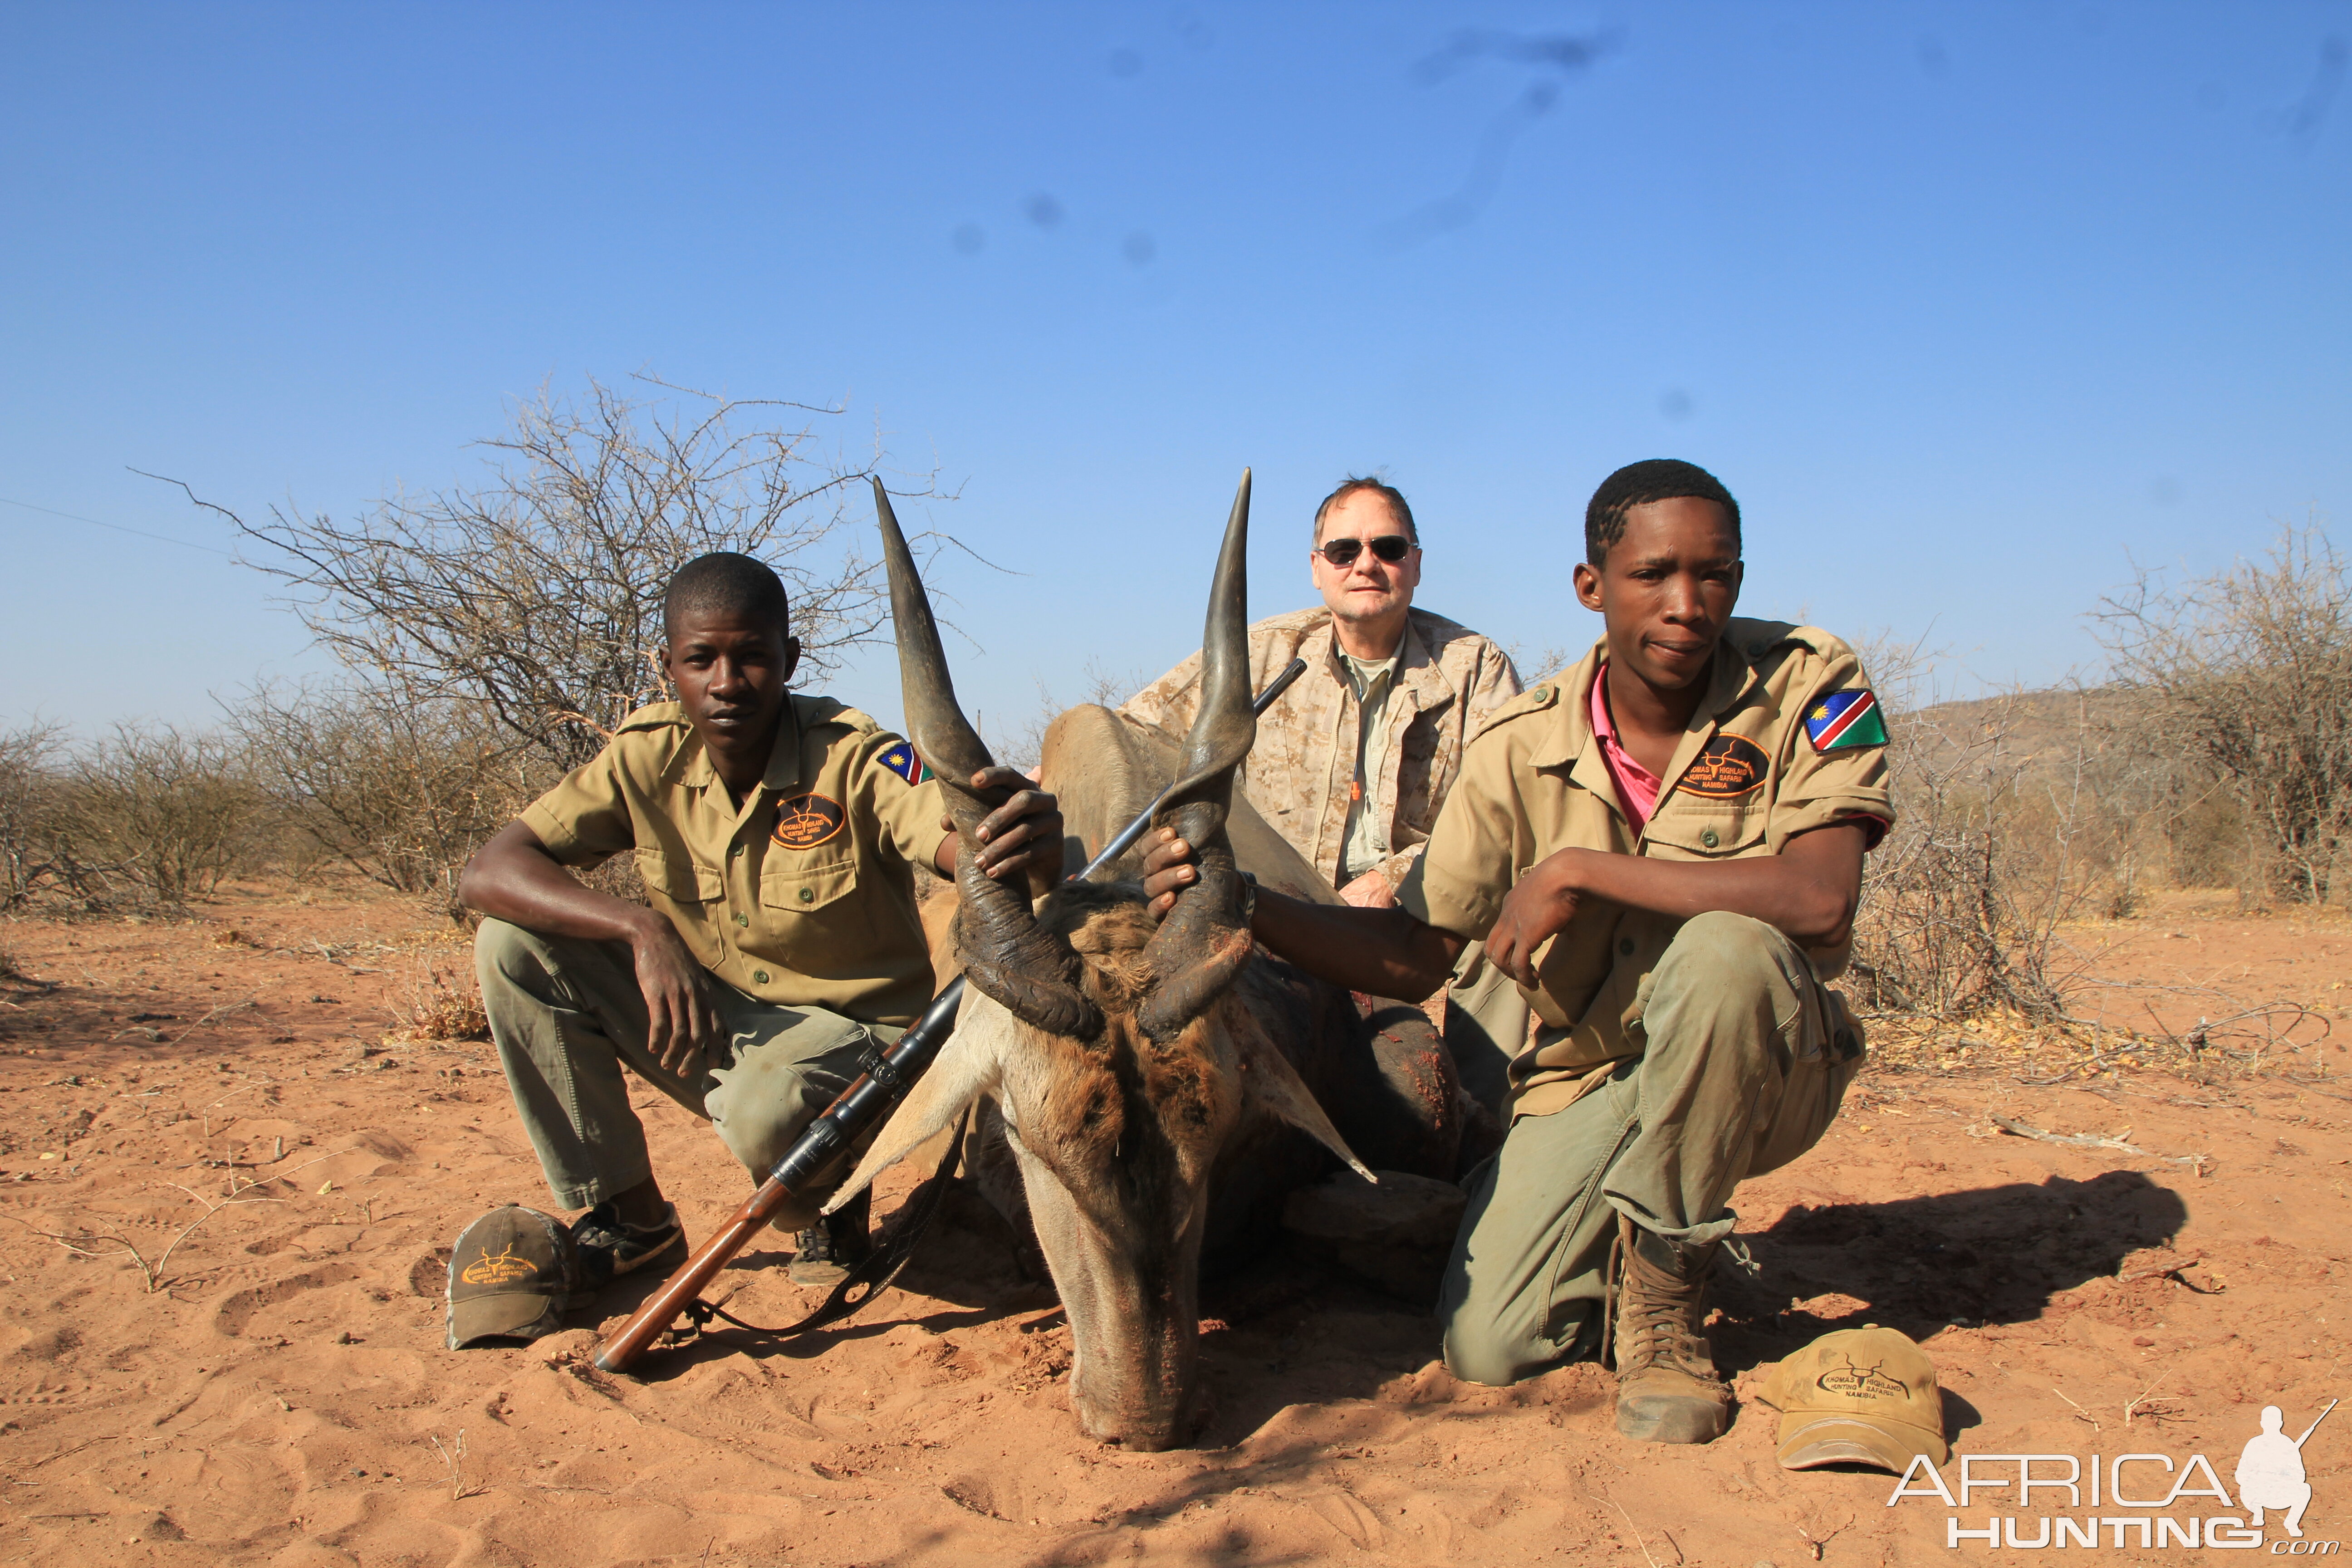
[458,552,1060,1292]
[1142,461,1892,1442]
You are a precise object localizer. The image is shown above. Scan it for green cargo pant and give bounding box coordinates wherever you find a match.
[475,918,900,1227]
[1445,939,1532,1118]
[1440,911,1864,1387]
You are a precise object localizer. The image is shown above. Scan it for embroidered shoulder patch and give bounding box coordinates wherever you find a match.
[876,740,932,784]
[772,793,847,850]
[1679,735,1769,798]
[1804,690,1888,753]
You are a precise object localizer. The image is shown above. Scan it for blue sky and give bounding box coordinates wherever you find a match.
[4,2,2346,740]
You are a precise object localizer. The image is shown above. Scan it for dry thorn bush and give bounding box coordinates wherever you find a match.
[2097,520,2352,906]
[161,374,954,774]
[60,724,271,906]
[227,684,547,917]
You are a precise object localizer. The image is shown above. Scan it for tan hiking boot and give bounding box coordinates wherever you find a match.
[1607,1213,1733,1444]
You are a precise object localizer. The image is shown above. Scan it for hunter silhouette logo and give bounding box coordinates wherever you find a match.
[459,1241,537,1287]
[1816,1353,1908,1401]
[772,792,847,850]
[2240,1399,2335,1539]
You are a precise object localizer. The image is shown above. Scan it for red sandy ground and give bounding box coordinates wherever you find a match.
[0,885,2345,1567]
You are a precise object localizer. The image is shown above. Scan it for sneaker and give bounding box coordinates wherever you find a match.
[568,1200,686,1290]
[788,1188,872,1289]
[1607,1213,1733,1444]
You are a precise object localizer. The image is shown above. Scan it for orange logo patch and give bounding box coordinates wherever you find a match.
[459,1241,537,1287]
[1679,735,1769,798]
[772,792,847,850]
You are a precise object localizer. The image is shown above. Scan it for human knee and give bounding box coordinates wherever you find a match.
[1654,912,1793,1010]
[706,1067,820,1174]
[474,917,549,992]
[1667,910,1784,971]
[1441,1315,1530,1388]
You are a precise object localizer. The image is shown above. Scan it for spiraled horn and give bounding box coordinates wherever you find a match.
[1153,469,1254,851]
[874,479,1098,1039]
[1136,470,1258,1044]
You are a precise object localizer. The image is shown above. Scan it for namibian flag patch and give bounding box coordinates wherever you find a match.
[877,741,932,784]
[1804,690,1888,753]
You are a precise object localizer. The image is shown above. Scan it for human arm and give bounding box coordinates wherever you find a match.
[933,765,1067,898]
[458,820,721,1075]
[1139,827,1463,1002]
[1484,821,1866,986]
[1143,818,1865,997]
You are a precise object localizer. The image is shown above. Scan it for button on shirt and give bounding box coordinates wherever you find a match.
[518,695,948,1026]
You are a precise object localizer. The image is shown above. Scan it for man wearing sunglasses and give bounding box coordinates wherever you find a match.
[1122,475,1527,1108]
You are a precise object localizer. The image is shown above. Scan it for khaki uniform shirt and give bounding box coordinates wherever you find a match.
[1397,619,1894,1115]
[1122,606,1522,891]
[520,695,948,1027]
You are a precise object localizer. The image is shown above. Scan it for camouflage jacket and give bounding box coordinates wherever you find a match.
[1120,606,1522,891]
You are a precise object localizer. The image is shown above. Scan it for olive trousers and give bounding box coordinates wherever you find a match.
[474,919,898,1225]
[1439,912,1864,1387]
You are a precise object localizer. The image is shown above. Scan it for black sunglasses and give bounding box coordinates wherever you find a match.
[1315,534,1416,567]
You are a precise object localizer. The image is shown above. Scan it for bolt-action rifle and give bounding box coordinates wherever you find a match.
[593,657,1308,1373]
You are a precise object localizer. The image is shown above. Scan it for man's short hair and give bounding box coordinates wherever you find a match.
[1312,476,1419,544]
[1585,460,1742,566]
[662,552,791,640]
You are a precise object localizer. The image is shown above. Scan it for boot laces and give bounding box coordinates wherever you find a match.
[1618,1247,1717,1379]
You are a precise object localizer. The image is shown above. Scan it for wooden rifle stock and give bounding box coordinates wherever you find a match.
[591,657,1308,1374]
[593,975,964,1372]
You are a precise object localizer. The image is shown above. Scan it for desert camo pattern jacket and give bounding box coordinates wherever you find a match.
[1120,605,1522,891]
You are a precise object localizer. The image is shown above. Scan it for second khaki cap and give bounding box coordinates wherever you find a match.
[1759,1324,1949,1474]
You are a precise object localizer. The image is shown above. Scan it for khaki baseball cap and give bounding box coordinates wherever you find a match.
[1759,1325,1949,1473]
[446,1206,578,1349]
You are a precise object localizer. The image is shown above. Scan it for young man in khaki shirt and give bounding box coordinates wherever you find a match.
[460,553,1061,1291]
[1143,461,1892,1443]
[1121,477,1527,1106]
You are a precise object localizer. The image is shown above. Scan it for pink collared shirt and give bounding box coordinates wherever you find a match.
[1588,662,1664,834]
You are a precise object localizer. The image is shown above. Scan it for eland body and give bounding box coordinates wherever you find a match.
[833,474,1463,1449]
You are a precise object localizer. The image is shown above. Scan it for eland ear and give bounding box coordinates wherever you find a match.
[823,1014,1002,1214]
[1233,1011,1376,1185]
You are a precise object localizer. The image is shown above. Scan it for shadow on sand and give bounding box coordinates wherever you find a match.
[1711,1169,2190,1373]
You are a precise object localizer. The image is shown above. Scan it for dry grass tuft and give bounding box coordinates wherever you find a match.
[1862,999,2334,1087]
[399,963,491,1042]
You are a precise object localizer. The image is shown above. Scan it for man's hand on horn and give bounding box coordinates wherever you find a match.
[1137,825,1197,918]
[937,766,1067,900]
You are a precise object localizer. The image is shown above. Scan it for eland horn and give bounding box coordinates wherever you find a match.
[873,479,1100,1039]
[1137,470,1258,1043]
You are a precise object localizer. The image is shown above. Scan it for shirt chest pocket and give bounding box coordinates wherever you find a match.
[1644,800,1769,861]
[761,858,859,914]
[635,848,723,903]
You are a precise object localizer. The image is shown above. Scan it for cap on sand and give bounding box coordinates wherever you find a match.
[1760,1324,1949,1473]
[446,1205,579,1349]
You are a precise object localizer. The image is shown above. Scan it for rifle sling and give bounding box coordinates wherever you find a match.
[667,1107,972,1345]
